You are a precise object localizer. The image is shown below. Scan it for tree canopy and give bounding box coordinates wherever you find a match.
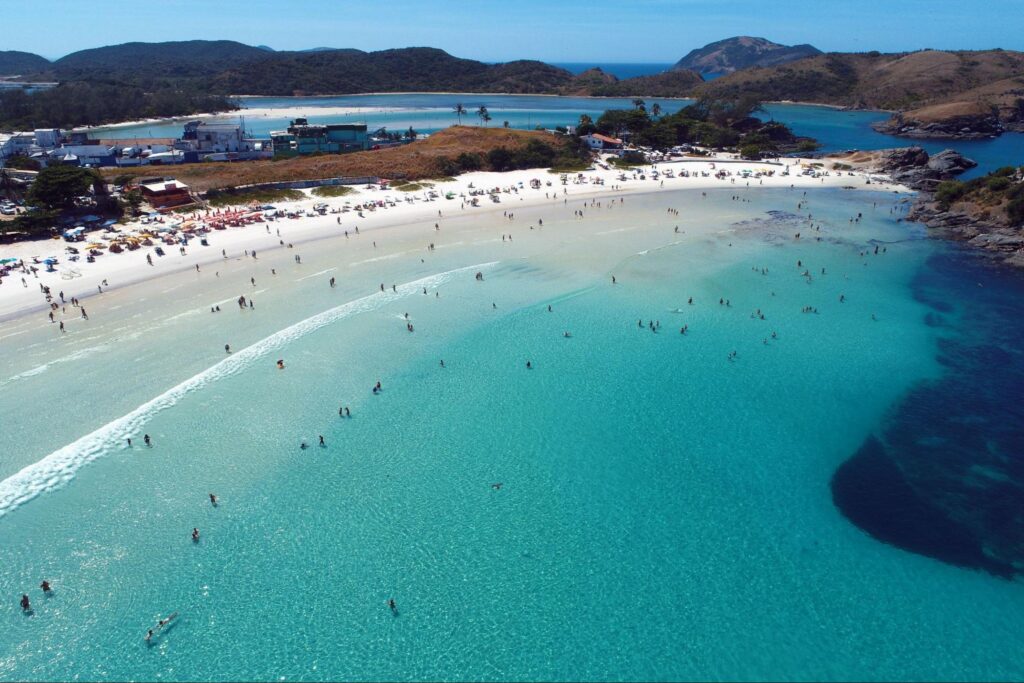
[591,96,814,154]
[26,165,104,211]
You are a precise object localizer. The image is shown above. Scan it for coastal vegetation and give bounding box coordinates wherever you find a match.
[204,187,304,207]
[934,166,1024,225]
[9,165,114,237]
[392,182,434,192]
[101,127,583,192]
[0,82,236,130]
[310,185,356,198]
[592,96,814,156]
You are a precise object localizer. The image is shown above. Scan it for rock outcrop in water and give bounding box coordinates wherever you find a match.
[873,146,977,191]
[871,104,1005,140]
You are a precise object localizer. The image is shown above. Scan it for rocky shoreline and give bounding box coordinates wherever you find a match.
[837,146,1024,268]
[906,201,1024,267]
[871,112,1004,140]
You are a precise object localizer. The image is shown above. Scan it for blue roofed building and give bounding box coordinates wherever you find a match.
[270,118,369,157]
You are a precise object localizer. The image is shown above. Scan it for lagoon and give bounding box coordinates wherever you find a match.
[94,93,1024,179]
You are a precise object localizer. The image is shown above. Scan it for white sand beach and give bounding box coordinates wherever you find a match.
[0,154,908,322]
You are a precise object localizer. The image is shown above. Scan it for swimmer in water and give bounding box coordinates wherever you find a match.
[20,594,30,612]
[209,494,218,506]
[300,441,308,450]
[319,435,325,447]
[277,359,285,369]
[225,344,231,354]
[388,599,398,614]
[144,434,152,447]
[526,361,532,369]
[192,528,200,542]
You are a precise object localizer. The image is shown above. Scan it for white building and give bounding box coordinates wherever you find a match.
[581,133,624,151]
[181,121,253,154]
[44,144,117,167]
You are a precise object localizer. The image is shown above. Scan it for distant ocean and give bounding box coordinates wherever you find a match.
[551,62,674,79]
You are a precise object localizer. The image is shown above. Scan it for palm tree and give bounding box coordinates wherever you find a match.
[454,103,466,125]
[483,113,493,127]
[651,103,662,118]
[477,105,489,126]
[632,98,646,111]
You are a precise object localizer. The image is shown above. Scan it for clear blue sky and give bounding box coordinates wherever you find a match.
[7,0,1023,62]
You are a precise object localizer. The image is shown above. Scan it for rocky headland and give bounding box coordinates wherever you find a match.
[836,146,1024,267]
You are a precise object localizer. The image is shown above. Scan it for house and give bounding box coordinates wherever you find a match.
[138,178,193,210]
[181,121,255,154]
[581,133,624,151]
[3,132,38,158]
[33,128,62,148]
[46,144,118,167]
[271,118,369,157]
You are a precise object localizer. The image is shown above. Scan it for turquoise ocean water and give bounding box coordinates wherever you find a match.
[2,185,1024,680]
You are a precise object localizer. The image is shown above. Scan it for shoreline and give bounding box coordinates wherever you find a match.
[0,156,911,323]
[79,95,892,134]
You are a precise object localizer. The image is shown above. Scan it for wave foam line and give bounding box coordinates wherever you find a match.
[0,262,496,519]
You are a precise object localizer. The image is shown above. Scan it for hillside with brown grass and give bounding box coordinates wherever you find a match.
[697,49,1024,110]
[104,127,576,192]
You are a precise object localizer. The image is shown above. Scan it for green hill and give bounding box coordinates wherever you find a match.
[0,50,51,77]
[210,48,576,95]
[49,40,275,85]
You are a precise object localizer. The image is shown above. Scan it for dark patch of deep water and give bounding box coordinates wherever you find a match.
[832,248,1024,577]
